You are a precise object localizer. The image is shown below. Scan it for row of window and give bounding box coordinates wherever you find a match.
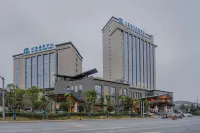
[124,32,155,89]
[130,91,145,99]
[66,85,83,92]
[94,85,127,96]
[25,53,55,90]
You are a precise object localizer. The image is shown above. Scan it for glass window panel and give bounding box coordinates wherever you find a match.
[37,55,42,88]
[31,56,36,87]
[129,34,133,86]
[95,85,102,94]
[133,36,137,86]
[110,87,116,95]
[144,42,147,88]
[125,32,129,82]
[43,54,49,88]
[25,58,31,90]
[49,53,55,88]
[148,43,151,89]
[151,44,154,89]
[136,38,140,87]
[140,40,144,88]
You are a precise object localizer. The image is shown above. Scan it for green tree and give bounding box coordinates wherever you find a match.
[26,86,39,111]
[124,97,133,111]
[40,95,48,110]
[64,93,73,112]
[78,103,85,112]
[120,95,126,112]
[86,90,97,112]
[179,104,186,112]
[144,99,150,113]
[105,95,114,112]
[190,104,197,114]
[15,88,26,110]
[47,91,57,113]
[132,99,139,112]
[5,91,14,110]
[59,102,68,111]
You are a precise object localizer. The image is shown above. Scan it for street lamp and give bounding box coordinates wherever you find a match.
[0,76,5,120]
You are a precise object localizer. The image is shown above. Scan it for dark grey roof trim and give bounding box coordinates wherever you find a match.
[12,53,23,57]
[102,16,118,32]
[55,68,98,80]
[93,78,129,85]
[56,41,83,59]
[139,93,173,100]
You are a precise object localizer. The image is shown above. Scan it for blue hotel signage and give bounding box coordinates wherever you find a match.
[117,18,151,40]
[24,43,55,55]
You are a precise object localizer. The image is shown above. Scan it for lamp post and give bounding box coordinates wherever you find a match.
[0,76,5,120]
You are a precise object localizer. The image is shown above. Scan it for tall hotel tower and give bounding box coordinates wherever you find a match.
[102,17,156,89]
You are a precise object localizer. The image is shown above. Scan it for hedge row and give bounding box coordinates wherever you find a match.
[0,112,139,118]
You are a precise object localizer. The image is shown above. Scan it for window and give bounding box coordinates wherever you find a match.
[133,36,137,86]
[140,93,142,98]
[50,53,55,88]
[31,56,36,87]
[144,41,147,88]
[95,85,102,94]
[140,40,144,88]
[37,56,42,88]
[76,58,78,62]
[123,88,127,96]
[25,58,31,90]
[136,38,141,87]
[43,54,49,88]
[76,63,78,67]
[79,85,83,91]
[151,44,154,89]
[67,86,70,90]
[57,53,60,74]
[110,87,116,95]
[76,69,78,72]
[125,32,129,82]
[71,86,74,90]
[147,43,151,89]
[129,34,133,85]
[75,85,78,92]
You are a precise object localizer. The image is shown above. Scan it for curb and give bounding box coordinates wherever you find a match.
[0,117,155,123]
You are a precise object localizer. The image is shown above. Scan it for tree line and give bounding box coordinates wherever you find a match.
[3,84,150,114]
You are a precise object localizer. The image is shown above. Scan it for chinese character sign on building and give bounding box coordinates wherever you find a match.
[23,43,55,55]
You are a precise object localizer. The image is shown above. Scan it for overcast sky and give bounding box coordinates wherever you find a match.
[0,0,199,102]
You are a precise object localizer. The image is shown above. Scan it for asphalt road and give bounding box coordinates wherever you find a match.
[0,117,200,133]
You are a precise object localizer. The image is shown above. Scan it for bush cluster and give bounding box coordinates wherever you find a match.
[0,112,140,119]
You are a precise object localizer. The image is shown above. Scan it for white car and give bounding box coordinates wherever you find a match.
[183,113,193,117]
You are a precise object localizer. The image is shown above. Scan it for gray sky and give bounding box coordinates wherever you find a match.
[0,0,199,102]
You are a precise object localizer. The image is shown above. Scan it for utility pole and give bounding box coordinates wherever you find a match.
[0,76,5,120]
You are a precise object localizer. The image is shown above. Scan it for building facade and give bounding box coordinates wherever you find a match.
[103,17,156,89]
[13,42,83,90]
[54,74,173,112]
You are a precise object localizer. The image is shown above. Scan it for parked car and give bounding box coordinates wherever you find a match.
[183,113,193,117]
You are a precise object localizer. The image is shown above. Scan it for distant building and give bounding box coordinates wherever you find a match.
[13,42,83,90]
